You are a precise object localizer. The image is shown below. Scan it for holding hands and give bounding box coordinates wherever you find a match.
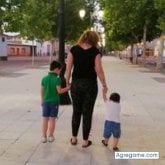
[66,83,71,91]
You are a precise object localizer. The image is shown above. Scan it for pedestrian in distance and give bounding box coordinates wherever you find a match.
[102,92,121,151]
[65,30,108,148]
[41,60,70,143]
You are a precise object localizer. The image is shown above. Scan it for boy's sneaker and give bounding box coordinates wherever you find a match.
[48,136,55,142]
[41,137,47,143]
[101,140,108,147]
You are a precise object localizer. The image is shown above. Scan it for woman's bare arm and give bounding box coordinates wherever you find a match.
[95,55,107,87]
[95,54,108,101]
[65,52,73,85]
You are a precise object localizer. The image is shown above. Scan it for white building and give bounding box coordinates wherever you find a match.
[0,35,7,60]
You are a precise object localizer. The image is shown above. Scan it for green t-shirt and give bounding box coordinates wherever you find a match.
[41,72,61,103]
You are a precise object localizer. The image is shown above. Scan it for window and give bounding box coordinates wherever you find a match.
[11,48,15,53]
[22,48,26,54]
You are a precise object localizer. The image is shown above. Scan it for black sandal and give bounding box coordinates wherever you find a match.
[101,140,108,147]
[82,140,92,148]
[70,138,77,145]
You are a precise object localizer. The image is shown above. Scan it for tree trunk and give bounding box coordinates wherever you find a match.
[156,34,164,70]
[142,24,147,65]
[129,43,134,63]
[49,38,54,63]
[0,21,3,35]
[32,40,35,66]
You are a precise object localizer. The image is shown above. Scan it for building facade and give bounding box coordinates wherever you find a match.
[0,35,7,60]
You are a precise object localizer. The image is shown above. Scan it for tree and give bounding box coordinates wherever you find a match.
[138,0,160,64]
[1,0,91,43]
[155,0,165,69]
[18,0,55,41]
[65,0,90,42]
[1,0,25,33]
[0,0,6,34]
[101,0,160,60]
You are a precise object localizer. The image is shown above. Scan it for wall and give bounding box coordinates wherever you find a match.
[0,35,7,60]
[7,44,31,56]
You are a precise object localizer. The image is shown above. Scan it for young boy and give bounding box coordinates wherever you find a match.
[41,61,70,143]
[102,92,121,151]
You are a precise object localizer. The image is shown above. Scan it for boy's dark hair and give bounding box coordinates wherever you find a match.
[109,92,120,103]
[50,61,62,71]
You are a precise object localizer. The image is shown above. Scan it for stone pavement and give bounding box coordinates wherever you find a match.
[0,56,165,165]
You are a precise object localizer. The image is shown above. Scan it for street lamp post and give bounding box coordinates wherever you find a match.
[59,0,65,64]
[58,0,71,105]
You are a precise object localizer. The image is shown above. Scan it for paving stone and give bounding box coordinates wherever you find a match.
[0,56,164,164]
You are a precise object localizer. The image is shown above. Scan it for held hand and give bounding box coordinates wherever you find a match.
[66,83,71,90]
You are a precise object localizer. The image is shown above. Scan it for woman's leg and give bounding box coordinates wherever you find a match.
[83,103,94,140]
[82,83,98,145]
[71,82,83,141]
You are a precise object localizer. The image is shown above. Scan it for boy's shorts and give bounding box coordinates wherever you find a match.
[103,120,121,138]
[42,102,59,118]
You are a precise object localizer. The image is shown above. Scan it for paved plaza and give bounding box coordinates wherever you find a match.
[0,56,165,165]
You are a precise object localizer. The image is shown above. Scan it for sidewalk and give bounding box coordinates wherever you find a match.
[0,56,54,72]
[118,54,165,74]
[0,56,165,165]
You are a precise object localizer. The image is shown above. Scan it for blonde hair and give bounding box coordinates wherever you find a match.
[77,30,99,47]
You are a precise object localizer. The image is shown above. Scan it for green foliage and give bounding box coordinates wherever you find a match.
[0,0,24,32]
[0,0,5,33]
[155,0,165,33]
[101,0,161,50]
[3,0,164,46]
[1,0,90,42]
[20,0,56,40]
[103,0,142,49]
[65,0,90,42]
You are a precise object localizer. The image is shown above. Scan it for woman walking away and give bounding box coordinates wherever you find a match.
[65,30,108,147]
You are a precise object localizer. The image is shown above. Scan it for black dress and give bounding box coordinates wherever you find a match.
[70,45,100,140]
